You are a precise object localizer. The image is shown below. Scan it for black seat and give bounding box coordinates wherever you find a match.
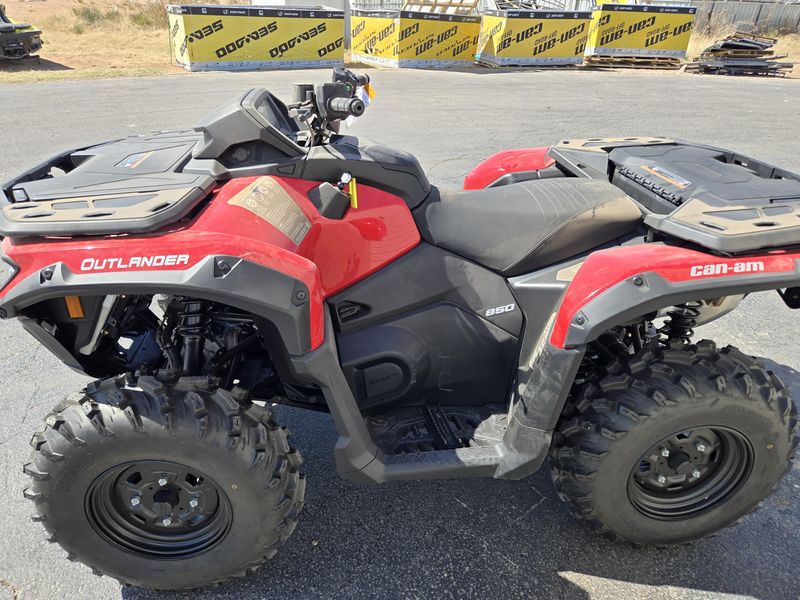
[415,178,643,276]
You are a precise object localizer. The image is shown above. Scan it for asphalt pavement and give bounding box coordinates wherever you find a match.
[0,68,799,600]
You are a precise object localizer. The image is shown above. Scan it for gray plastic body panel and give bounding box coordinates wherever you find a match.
[610,143,800,214]
[289,315,553,483]
[18,316,85,374]
[1,132,215,237]
[300,136,431,209]
[510,261,571,389]
[0,255,313,357]
[192,88,304,160]
[2,144,102,205]
[10,132,206,200]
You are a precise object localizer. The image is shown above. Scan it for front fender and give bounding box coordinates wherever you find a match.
[0,254,316,357]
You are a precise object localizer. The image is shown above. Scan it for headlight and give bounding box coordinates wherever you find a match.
[0,254,19,294]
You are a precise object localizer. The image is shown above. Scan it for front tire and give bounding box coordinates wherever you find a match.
[24,375,306,590]
[551,341,797,545]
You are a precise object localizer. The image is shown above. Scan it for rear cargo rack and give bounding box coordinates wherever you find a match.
[549,138,800,254]
[645,198,800,254]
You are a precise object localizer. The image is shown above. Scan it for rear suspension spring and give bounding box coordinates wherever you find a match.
[661,301,702,344]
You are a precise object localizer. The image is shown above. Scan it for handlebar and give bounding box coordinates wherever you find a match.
[333,66,369,91]
[328,96,366,118]
[289,68,372,141]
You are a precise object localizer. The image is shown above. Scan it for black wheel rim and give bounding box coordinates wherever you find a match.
[86,460,232,559]
[628,426,754,521]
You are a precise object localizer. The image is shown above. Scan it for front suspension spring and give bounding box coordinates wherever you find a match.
[176,300,210,374]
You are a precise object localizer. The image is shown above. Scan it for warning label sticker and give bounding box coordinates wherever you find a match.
[228,177,311,244]
[642,165,691,189]
[116,152,154,169]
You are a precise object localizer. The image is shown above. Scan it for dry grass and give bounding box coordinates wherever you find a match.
[774,33,800,77]
[0,0,236,84]
[687,24,739,60]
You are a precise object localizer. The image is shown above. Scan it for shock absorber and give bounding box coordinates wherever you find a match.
[176,300,210,375]
[661,301,702,344]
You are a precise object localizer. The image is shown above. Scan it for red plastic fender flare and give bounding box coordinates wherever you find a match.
[463,147,555,190]
[550,244,800,349]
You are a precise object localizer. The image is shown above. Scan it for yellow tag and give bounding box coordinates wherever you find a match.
[349,177,358,209]
[364,83,376,100]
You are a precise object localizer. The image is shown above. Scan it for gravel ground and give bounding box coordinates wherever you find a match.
[1,68,799,600]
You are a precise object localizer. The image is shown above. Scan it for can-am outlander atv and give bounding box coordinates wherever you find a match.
[0,4,42,61]
[3,68,798,590]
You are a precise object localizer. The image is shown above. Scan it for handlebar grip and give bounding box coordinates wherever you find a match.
[355,73,370,87]
[328,96,366,118]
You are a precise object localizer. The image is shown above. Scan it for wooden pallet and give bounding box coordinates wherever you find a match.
[475,58,579,69]
[685,64,790,77]
[685,60,792,77]
[402,0,478,15]
[726,31,777,45]
[493,0,542,8]
[705,49,773,58]
[584,55,682,70]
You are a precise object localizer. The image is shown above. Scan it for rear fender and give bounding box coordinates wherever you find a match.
[551,243,800,349]
[508,243,800,439]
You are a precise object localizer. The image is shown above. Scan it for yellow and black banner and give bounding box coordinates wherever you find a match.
[351,9,398,67]
[351,9,480,68]
[167,5,344,71]
[585,4,696,58]
[478,10,592,66]
[396,12,481,66]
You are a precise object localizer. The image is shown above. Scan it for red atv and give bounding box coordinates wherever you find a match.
[2,68,797,590]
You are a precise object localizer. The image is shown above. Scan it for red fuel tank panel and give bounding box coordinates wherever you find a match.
[262,176,421,296]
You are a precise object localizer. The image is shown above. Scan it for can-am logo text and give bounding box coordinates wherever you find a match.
[689,261,764,278]
[80,255,190,272]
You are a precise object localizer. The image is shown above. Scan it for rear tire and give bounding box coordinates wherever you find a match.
[24,375,306,590]
[551,340,797,545]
